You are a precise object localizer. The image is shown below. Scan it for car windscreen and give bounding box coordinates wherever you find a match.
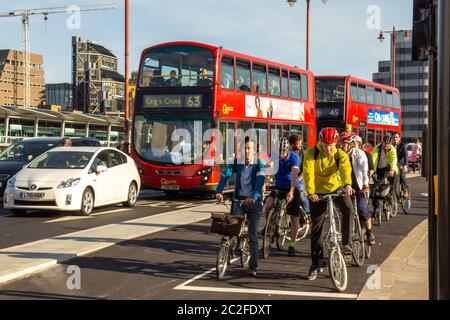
[0,141,59,162]
[28,151,94,169]
[71,140,102,147]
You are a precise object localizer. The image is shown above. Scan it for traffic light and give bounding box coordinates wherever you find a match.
[412,0,435,61]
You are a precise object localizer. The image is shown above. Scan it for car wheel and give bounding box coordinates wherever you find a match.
[10,209,28,216]
[79,188,94,216]
[123,182,138,207]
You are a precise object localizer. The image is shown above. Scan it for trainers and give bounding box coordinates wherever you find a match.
[288,246,296,257]
[247,268,257,277]
[342,245,353,255]
[308,266,323,281]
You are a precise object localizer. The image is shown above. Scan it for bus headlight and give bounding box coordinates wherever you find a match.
[196,167,213,176]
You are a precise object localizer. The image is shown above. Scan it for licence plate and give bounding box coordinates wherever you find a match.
[19,192,45,199]
[161,185,179,191]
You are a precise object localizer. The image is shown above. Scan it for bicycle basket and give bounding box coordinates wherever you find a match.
[210,213,245,237]
[370,183,391,199]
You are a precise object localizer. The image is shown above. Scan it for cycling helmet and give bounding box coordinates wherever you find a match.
[383,134,395,144]
[319,127,339,144]
[354,135,363,144]
[339,132,354,145]
[279,137,290,153]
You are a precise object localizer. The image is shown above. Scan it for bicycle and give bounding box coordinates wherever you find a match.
[278,206,311,250]
[370,173,398,226]
[397,175,412,214]
[261,190,287,258]
[211,199,251,280]
[351,193,365,267]
[320,190,349,292]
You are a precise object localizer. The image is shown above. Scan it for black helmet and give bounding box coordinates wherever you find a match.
[279,137,290,153]
[383,134,395,144]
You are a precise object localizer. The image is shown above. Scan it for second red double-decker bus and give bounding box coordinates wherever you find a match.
[315,76,402,149]
[132,41,316,194]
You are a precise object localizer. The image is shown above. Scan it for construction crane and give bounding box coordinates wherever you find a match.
[0,3,117,109]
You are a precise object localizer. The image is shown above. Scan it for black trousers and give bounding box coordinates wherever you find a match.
[309,195,354,266]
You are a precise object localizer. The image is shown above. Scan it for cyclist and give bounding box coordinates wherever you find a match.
[410,138,422,174]
[303,127,354,281]
[288,134,310,256]
[263,137,302,257]
[215,137,266,277]
[372,134,399,212]
[393,132,410,199]
[353,135,374,178]
[339,133,375,246]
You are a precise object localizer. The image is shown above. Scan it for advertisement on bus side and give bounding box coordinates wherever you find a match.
[245,95,305,121]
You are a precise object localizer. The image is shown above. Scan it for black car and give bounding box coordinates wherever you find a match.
[0,137,102,194]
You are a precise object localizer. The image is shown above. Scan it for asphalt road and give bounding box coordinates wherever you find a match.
[0,190,214,249]
[0,177,428,300]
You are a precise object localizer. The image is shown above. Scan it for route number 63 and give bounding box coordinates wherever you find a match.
[186,95,201,108]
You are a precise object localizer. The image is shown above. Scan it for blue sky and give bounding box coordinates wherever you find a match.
[0,0,413,83]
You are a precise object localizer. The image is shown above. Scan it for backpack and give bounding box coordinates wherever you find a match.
[314,146,340,170]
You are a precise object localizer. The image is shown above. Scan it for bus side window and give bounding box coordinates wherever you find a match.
[252,63,267,94]
[220,56,235,90]
[394,92,402,109]
[358,84,367,104]
[350,83,358,102]
[359,127,367,144]
[301,74,309,101]
[367,86,375,105]
[375,129,382,146]
[236,59,251,92]
[375,88,383,105]
[368,129,375,148]
[268,66,281,96]
[290,72,301,100]
[282,70,289,98]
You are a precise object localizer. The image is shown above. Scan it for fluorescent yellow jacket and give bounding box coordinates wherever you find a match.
[372,144,399,174]
[303,142,353,195]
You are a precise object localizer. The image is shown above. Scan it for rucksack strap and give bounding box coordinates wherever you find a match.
[314,146,340,170]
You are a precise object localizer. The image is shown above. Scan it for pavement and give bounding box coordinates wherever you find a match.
[358,219,429,300]
[0,176,429,300]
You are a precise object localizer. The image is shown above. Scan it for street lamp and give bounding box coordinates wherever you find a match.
[287,0,311,70]
[377,26,411,87]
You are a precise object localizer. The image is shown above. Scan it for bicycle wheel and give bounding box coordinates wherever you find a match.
[276,211,290,251]
[328,247,348,292]
[390,193,398,218]
[375,206,382,227]
[216,244,229,280]
[384,201,391,222]
[262,210,275,259]
[365,238,372,259]
[297,209,311,241]
[240,235,250,269]
[351,216,365,267]
[402,196,411,214]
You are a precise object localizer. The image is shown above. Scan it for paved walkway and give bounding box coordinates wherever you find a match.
[358,219,429,300]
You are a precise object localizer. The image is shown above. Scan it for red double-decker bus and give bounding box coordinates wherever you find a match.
[132,41,316,194]
[315,76,402,149]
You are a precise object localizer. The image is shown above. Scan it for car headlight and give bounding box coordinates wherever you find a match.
[7,177,15,188]
[57,177,81,189]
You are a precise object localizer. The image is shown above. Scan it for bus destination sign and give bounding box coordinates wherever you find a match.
[143,94,202,109]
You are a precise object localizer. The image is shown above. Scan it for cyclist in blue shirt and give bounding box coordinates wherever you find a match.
[263,137,302,257]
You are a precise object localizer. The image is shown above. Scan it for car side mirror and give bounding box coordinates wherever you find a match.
[96,165,107,174]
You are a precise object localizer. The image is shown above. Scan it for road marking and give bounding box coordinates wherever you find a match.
[43,208,134,223]
[174,263,358,299]
[0,202,217,285]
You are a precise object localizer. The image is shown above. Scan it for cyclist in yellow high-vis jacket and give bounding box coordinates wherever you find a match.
[302,128,355,281]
